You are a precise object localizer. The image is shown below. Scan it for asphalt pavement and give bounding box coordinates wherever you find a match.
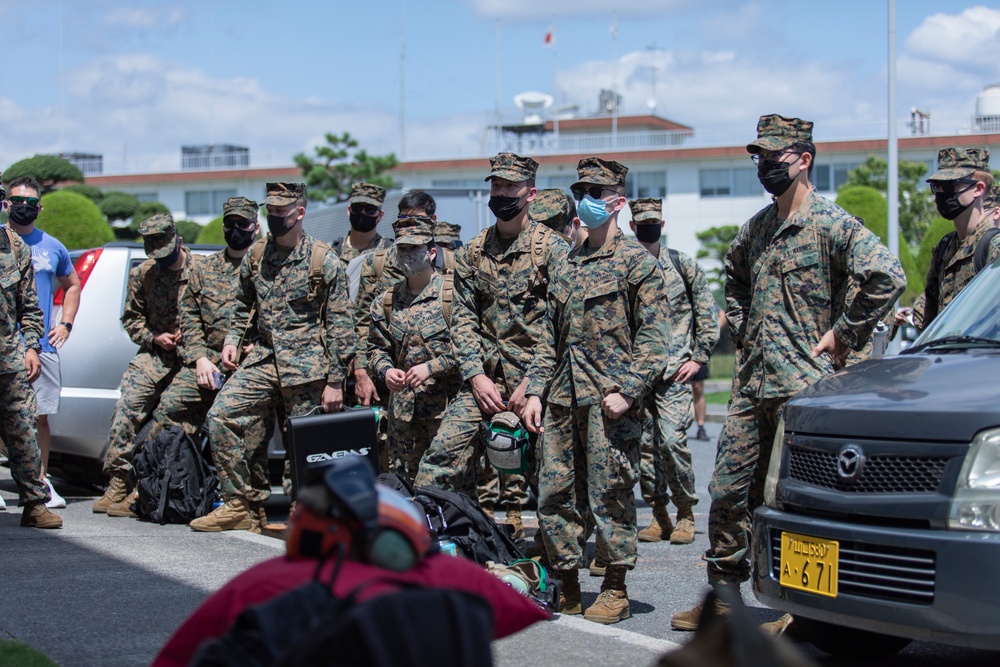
[2,420,998,666]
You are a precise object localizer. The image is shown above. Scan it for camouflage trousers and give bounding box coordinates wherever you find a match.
[0,371,48,504]
[386,413,441,484]
[475,456,529,513]
[414,383,528,506]
[638,380,697,511]
[705,391,787,586]
[104,351,179,478]
[207,356,322,503]
[537,403,640,571]
[151,366,218,438]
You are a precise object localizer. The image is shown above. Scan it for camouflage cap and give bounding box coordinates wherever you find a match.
[484,152,539,183]
[223,196,259,221]
[138,213,178,260]
[572,157,628,189]
[349,182,386,206]
[433,220,462,245]
[746,114,814,154]
[927,147,990,182]
[529,189,574,231]
[393,215,435,245]
[985,184,1000,210]
[262,182,305,206]
[629,197,662,223]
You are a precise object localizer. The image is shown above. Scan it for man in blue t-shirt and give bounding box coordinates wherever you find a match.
[4,176,80,510]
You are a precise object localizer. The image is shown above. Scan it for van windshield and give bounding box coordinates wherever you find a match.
[915,256,1000,346]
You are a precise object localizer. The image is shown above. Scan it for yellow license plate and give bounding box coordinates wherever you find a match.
[779,531,839,598]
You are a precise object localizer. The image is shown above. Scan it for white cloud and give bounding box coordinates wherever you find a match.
[104,6,188,30]
[905,6,1000,68]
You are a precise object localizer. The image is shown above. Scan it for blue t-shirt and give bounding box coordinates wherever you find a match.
[6,226,74,353]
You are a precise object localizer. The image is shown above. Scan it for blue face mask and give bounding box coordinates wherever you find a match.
[577,194,612,229]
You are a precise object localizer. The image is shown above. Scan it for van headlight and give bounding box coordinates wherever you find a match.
[949,428,1000,531]
[763,417,786,509]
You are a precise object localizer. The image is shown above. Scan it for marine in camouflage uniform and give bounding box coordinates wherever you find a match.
[332,182,393,266]
[195,183,355,532]
[433,221,463,250]
[413,154,568,520]
[627,198,719,546]
[529,188,578,247]
[672,115,905,630]
[93,214,194,514]
[911,148,1000,330]
[0,226,61,527]
[523,157,672,624]
[368,216,461,481]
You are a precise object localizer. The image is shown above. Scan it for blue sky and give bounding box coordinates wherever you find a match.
[2,1,998,172]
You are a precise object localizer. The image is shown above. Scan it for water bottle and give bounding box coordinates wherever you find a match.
[437,538,459,557]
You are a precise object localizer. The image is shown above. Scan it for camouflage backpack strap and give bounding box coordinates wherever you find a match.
[382,287,395,324]
[439,246,457,274]
[248,237,269,277]
[308,239,333,303]
[974,227,1000,272]
[439,272,455,325]
[372,247,390,281]
[530,224,549,287]
[668,248,695,337]
[469,230,488,274]
[331,236,345,256]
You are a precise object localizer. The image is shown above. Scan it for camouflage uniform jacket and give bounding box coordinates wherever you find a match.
[121,248,196,363]
[725,189,906,400]
[452,220,569,391]
[335,232,392,266]
[178,249,242,367]
[224,234,355,386]
[525,228,672,407]
[368,273,460,421]
[0,228,43,374]
[352,244,404,371]
[659,248,719,377]
[916,221,1000,330]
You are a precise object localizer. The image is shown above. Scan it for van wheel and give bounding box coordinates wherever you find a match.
[796,617,911,657]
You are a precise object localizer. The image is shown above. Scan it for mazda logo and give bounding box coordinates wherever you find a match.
[837,445,865,483]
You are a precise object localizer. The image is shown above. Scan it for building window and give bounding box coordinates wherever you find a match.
[732,168,760,196]
[700,169,731,197]
[546,175,575,190]
[134,192,159,203]
[184,189,236,216]
[814,165,832,192]
[636,171,667,198]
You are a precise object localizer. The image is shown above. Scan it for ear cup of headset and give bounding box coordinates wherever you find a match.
[367,529,419,572]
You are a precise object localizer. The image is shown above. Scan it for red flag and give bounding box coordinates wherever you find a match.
[544,28,554,47]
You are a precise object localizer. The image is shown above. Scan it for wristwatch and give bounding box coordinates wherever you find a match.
[60,321,73,332]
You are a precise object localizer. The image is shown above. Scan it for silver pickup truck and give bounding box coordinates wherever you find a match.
[752,256,1000,657]
[49,241,284,485]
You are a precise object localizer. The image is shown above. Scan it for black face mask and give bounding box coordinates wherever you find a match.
[757,158,796,196]
[267,212,295,237]
[224,226,257,250]
[488,195,524,222]
[8,203,39,227]
[349,210,380,233]
[634,223,662,243]
[156,242,181,269]
[935,190,974,221]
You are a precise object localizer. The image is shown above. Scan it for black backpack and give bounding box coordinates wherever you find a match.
[192,572,494,667]
[130,425,219,524]
[414,484,525,566]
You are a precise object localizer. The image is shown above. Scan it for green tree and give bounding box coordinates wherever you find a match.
[293,132,399,203]
[59,183,104,203]
[3,155,84,194]
[695,224,739,304]
[836,185,921,304]
[195,216,225,244]
[174,220,204,245]
[100,192,140,221]
[840,155,935,251]
[915,216,954,282]
[36,191,114,250]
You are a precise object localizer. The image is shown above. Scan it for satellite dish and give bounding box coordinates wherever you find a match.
[514,91,554,124]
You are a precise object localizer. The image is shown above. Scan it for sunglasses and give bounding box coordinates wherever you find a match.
[928,180,977,195]
[351,204,380,216]
[222,217,257,231]
[9,195,40,206]
[571,185,614,202]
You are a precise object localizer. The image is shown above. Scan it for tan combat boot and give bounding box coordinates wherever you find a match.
[584,565,630,624]
[21,502,63,529]
[551,568,582,615]
[504,506,524,539]
[670,594,732,631]
[669,505,696,545]
[92,475,128,514]
[189,497,253,532]
[107,491,138,518]
[247,501,264,535]
[637,504,673,542]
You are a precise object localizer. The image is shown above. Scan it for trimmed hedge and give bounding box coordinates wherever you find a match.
[36,191,115,250]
